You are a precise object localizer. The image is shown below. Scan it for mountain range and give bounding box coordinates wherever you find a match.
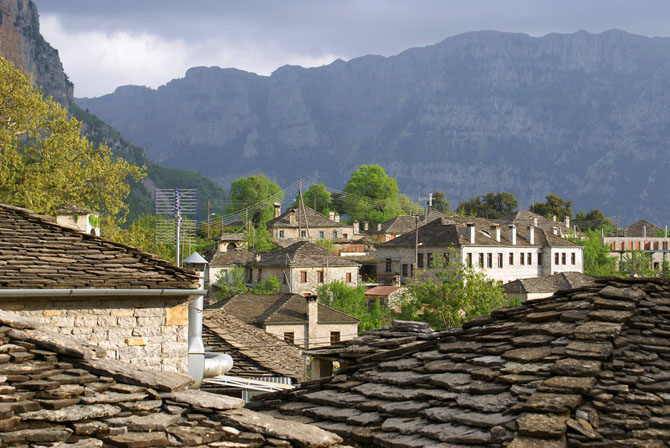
[77,29,670,225]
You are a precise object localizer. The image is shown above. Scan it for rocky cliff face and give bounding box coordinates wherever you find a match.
[0,0,72,107]
[77,30,670,224]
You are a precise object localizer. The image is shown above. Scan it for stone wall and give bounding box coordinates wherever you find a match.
[272,225,356,241]
[0,296,190,373]
[264,322,358,349]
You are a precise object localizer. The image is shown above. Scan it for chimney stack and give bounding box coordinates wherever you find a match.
[353,221,360,234]
[466,223,475,244]
[565,216,571,228]
[377,223,382,232]
[306,295,319,349]
[363,221,369,231]
[552,215,557,222]
[527,226,535,245]
[533,217,538,227]
[273,202,281,218]
[289,209,296,225]
[551,226,559,235]
[490,224,501,242]
[334,214,340,223]
[329,211,335,221]
[643,225,647,239]
[509,224,517,245]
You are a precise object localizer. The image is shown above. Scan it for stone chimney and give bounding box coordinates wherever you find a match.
[527,226,535,245]
[255,254,261,262]
[551,226,559,235]
[377,223,382,232]
[466,223,475,244]
[533,217,538,227]
[273,202,281,218]
[643,225,647,238]
[306,295,319,349]
[55,205,100,236]
[353,221,360,234]
[334,214,340,223]
[565,216,570,228]
[552,215,557,222]
[363,221,369,231]
[509,224,517,245]
[289,209,296,225]
[490,224,501,242]
[329,211,335,221]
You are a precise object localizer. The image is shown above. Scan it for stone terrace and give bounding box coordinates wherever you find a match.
[0,310,345,447]
[252,278,670,447]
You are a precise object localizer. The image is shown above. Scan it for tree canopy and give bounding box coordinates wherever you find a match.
[398,250,517,329]
[529,194,572,221]
[573,209,612,231]
[227,174,283,225]
[292,183,332,215]
[343,165,401,225]
[431,190,450,213]
[317,281,391,333]
[0,57,144,219]
[569,230,618,277]
[456,192,517,219]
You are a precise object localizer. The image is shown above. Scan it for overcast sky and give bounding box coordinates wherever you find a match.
[33,0,670,98]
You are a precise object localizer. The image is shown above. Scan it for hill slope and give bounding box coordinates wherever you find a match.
[78,30,670,224]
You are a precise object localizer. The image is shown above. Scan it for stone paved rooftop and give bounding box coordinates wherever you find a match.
[0,309,346,447]
[252,278,670,448]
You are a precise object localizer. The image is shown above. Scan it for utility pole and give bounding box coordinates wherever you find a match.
[414,215,419,277]
[298,178,310,237]
[207,199,210,238]
[174,188,181,267]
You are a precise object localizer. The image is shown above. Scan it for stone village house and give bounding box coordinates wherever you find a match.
[266,203,359,241]
[208,241,360,297]
[0,203,202,373]
[376,216,583,284]
[602,219,670,271]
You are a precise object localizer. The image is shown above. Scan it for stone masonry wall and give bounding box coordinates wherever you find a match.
[0,296,189,373]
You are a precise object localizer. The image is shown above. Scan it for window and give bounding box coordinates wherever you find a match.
[654,242,659,250]
[346,272,352,282]
[385,259,392,272]
[332,231,338,238]
[343,233,348,239]
[555,253,559,265]
[279,230,285,238]
[498,253,503,268]
[427,253,433,267]
[257,268,262,281]
[628,241,633,250]
[562,253,566,265]
[402,264,408,276]
[664,242,669,250]
[319,231,325,238]
[466,253,472,268]
[330,331,341,344]
[301,230,307,237]
[538,253,542,265]
[571,253,576,265]
[636,241,641,250]
[620,242,625,251]
[317,271,324,283]
[479,253,484,268]
[645,242,651,250]
[527,253,532,265]
[418,253,424,268]
[509,253,514,266]
[284,332,295,344]
[520,253,525,265]
[487,253,493,268]
[610,242,615,251]
[300,271,307,283]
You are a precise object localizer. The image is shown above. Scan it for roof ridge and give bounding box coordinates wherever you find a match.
[257,294,296,324]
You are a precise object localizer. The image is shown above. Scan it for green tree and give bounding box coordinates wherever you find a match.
[398,194,421,215]
[317,281,391,333]
[619,250,655,278]
[456,192,517,219]
[216,266,280,301]
[227,175,283,225]
[343,165,401,225]
[292,183,332,215]
[573,209,612,231]
[0,57,144,220]
[529,194,572,221]
[399,250,515,329]
[431,190,450,213]
[569,230,618,277]
[243,225,276,252]
[315,238,336,254]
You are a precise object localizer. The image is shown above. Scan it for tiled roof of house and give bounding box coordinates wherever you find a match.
[624,219,662,237]
[497,210,570,234]
[55,204,97,215]
[0,309,342,447]
[209,249,255,268]
[379,217,579,249]
[208,293,360,325]
[364,286,404,297]
[252,278,670,448]
[214,232,245,242]
[0,203,199,289]
[306,320,439,363]
[503,272,596,295]
[248,241,360,268]
[267,205,344,229]
[367,211,447,236]
[203,309,304,380]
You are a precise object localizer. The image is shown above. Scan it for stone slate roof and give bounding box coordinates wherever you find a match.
[364,286,404,297]
[208,294,360,326]
[0,310,343,447]
[503,272,596,295]
[267,205,343,229]
[248,241,360,268]
[0,203,199,289]
[209,249,255,268]
[54,204,97,215]
[624,219,662,237]
[203,309,305,381]
[252,278,670,448]
[367,211,447,236]
[379,217,579,249]
[306,320,439,363]
[496,210,570,235]
[214,232,244,242]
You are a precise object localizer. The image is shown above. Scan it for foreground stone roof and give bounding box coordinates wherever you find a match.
[203,309,305,381]
[0,203,199,289]
[252,278,670,448]
[0,310,344,447]
[503,272,596,295]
